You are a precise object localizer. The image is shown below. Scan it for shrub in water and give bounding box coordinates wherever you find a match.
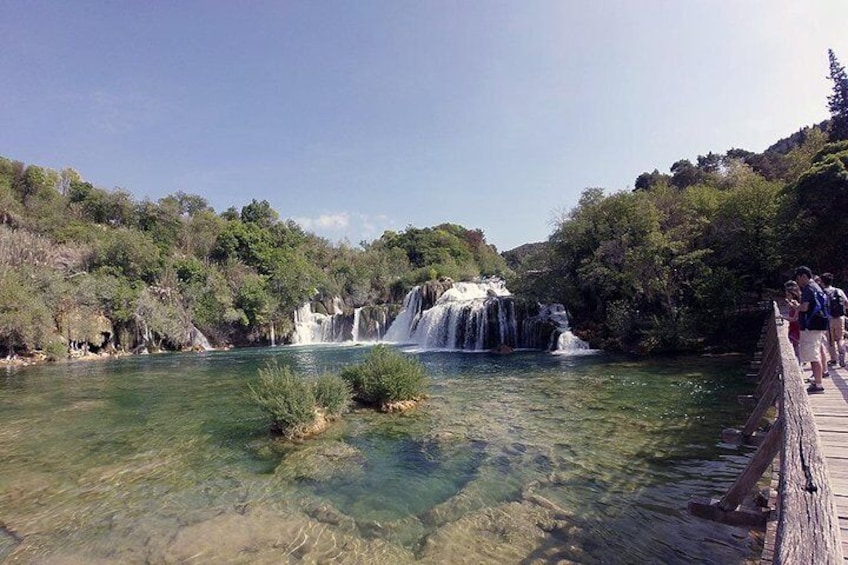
[249,363,317,437]
[341,345,428,404]
[313,372,351,417]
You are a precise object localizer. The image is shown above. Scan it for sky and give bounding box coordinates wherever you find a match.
[1,1,847,251]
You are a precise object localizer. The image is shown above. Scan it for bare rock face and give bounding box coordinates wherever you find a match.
[420,278,453,310]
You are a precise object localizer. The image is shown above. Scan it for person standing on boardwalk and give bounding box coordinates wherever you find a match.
[820,272,848,367]
[795,266,829,393]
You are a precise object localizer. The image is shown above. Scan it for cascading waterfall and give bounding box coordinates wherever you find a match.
[352,307,361,342]
[292,281,591,353]
[528,303,591,354]
[292,301,349,344]
[292,300,392,344]
[384,280,519,350]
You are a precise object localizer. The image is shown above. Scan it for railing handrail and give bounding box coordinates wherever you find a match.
[688,302,843,562]
[769,302,843,563]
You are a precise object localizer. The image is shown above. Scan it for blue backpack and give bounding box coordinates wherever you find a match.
[807,286,830,330]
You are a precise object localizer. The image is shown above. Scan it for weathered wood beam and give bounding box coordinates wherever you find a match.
[773,319,844,565]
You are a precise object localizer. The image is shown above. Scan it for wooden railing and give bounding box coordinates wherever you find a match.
[689,303,843,564]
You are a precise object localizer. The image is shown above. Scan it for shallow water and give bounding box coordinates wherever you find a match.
[0,346,761,564]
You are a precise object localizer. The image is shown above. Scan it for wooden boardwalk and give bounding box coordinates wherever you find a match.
[809,365,848,561]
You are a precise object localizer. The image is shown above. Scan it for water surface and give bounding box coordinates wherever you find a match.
[0,346,761,563]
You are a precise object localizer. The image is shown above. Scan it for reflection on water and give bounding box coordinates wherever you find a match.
[0,346,761,563]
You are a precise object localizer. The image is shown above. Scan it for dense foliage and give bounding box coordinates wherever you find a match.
[512,120,848,353]
[340,344,428,404]
[249,363,319,437]
[313,373,353,416]
[0,157,504,357]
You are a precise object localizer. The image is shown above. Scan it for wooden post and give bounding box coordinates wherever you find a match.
[741,373,779,439]
[690,418,781,527]
[718,417,782,511]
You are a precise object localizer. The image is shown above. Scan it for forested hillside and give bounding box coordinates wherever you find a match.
[502,51,848,354]
[1,127,844,359]
[0,162,507,358]
[511,128,848,352]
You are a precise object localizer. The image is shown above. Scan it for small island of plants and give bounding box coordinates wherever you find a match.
[250,345,428,439]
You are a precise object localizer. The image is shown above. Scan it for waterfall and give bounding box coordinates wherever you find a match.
[292,300,391,344]
[188,325,214,351]
[553,330,592,353]
[383,287,425,343]
[529,304,591,354]
[383,280,518,350]
[290,281,590,353]
[292,302,349,344]
[352,307,361,342]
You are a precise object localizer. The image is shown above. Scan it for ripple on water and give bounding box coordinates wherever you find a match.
[0,347,761,563]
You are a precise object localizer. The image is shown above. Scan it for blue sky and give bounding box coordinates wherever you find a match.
[1,1,846,251]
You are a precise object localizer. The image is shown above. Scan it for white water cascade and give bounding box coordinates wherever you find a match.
[291,297,348,345]
[291,281,591,353]
[383,280,516,350]
[534,304,591,355]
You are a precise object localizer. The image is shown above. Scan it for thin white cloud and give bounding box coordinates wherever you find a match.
[291,212,397,245]
[293,212,350,231]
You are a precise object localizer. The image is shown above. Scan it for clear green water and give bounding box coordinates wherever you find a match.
[0,346,760,564]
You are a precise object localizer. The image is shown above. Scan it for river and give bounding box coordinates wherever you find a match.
[0,345,761,563]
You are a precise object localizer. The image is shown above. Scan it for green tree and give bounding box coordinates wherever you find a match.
[240,199,278,228]
[88,227,163,282]
[781,142,848,273]
[0,268,56,355]
[709,175,782,295]
[827,49,848,141]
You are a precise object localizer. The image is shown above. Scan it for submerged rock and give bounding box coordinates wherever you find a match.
[156,506,416,564]
[275,441,366,482]
[380,397,426,413]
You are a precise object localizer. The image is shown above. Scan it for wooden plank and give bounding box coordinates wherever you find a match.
[773,303,844,564]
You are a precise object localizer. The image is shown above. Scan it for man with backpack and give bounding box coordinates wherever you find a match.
[794,266,829,393]
[821,272,848,367]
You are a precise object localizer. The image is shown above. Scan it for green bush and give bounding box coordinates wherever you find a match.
[249,363,317,437]
[340,345,428,404]
[313,372,351,416]
[43,340,68,362]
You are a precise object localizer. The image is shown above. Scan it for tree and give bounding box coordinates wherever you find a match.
[634,169,670,191]
[240,199,278,228]
[827,49,848,141]
[781,142,848,275]
[670,159,707,189]
[88,227,163,282]
[0,268,56,355]
[710,175,783,293]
